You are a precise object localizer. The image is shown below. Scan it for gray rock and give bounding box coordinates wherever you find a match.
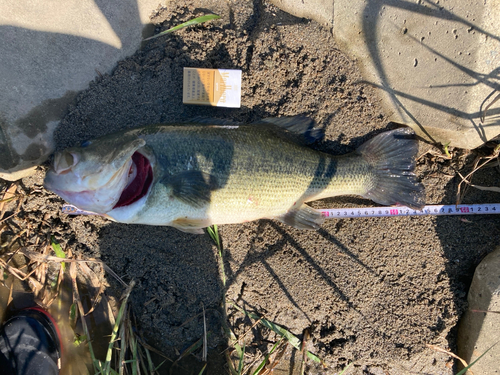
[457,247,500,374]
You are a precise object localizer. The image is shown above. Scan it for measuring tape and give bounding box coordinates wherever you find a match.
[62,203,500,219]
[319,203,500,218]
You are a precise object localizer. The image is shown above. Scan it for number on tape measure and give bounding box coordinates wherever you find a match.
[319,204,500,219]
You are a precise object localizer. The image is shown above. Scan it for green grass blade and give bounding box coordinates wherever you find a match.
[71,267,102,373]
[104,281,135,373]
[305,351,322,364]
[207,225,221,249]
[94,360,119,375]
[237,343,245,375]
[338,362,353,375]
[118,314,127,375]
[208,225,226,287]
[176,332,212,362]
[180,338,203,361]
[105,308,123,371]
[69,302,77,328]
[73,334,86,348]
[198,363,208,375]
[144,14,220,41]
[50,235,66,271]
[154,359,168,371]
[134,331,152,374]
[221,315,243,375]
[142,344,156,373]
[456,341,499,375]
[0,196,17,204]
[130,335,138,375]
[252,338,283,375]
[230,302,323,364]
[221,319,243,358]
[225,352,239,375]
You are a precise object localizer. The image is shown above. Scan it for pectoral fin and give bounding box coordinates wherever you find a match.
[277,204,324,230]
[171,217,209,234]
[163,171,219,208]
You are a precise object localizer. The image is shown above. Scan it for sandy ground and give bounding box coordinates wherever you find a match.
[3,1,500,374]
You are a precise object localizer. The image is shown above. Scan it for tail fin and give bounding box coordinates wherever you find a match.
[357,128,424,209]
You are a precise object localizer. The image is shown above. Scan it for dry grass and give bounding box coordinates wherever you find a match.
[0,183,167,375]
[456,144,500,204]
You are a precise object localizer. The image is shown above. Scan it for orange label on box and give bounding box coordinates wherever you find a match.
[183,68,241,107]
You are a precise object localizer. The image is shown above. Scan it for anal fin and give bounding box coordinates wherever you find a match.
[277,204,324,230]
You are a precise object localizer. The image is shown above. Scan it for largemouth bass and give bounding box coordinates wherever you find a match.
[44,117,424,233]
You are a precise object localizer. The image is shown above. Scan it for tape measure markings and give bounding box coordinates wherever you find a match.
[61,203,500,219]
[319,204,500,218]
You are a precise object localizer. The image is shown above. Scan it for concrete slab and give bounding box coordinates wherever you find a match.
[0,0,160,180]
[333,0,500,149]
[272,0,500,149]
[457,247,500,373]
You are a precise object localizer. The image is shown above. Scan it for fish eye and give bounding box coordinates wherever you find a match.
[80,140,92,147]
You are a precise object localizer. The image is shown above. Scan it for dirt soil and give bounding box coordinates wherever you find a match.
[3,1,500,374]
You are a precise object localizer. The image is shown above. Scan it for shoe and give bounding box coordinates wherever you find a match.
[0,307,62,375]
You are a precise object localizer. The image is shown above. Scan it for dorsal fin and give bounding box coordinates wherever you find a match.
[187,117,241,126]
[186,116,324,145]
[254,116,324,145]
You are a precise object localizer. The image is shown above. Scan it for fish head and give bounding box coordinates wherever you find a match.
[44,133,147,213]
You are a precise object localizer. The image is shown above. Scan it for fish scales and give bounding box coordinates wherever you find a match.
[139,125,368,222]
[44,117,423,233]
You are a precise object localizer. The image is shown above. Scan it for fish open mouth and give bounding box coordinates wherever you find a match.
[114,152,153,208]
